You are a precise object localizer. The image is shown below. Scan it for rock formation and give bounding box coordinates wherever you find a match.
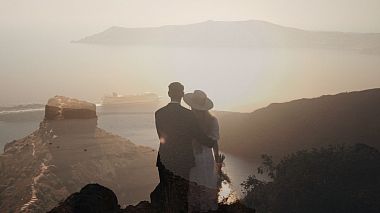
[0,96,158,212]
[48,184,120,213]
[49,183,255,213]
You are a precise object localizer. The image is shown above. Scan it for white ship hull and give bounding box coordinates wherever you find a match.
[100,93,160,114]
[98,102,159,114]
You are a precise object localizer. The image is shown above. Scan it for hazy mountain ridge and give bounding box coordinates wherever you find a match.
[216,88,380,160]
[0,96,158,212]
[75,20,380,54]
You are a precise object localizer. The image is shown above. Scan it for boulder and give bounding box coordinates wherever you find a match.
[48,184,119,213]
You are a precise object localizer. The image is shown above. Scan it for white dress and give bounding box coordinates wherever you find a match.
[188,117,219,212]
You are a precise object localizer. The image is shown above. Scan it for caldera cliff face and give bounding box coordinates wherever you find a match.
[0,96,158,212]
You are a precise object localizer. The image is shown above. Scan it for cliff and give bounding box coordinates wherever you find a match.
[0,96,158,212]
[217,88,380,160]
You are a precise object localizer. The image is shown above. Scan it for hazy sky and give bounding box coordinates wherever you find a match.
[1,0,380,35]
[1,0,380,111]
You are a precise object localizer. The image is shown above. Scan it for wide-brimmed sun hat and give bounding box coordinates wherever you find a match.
[184,90,214,111]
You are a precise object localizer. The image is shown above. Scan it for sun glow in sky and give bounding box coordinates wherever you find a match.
[1,0,380,112]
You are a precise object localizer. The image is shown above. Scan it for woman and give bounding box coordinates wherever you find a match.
[184,90,221,212]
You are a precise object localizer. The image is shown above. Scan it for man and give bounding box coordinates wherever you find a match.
[151,82,215,213]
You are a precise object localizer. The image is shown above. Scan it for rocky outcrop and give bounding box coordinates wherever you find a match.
[49,184,255,213]
[44,96,97,120]
[49,184,120,213]
[42,96,98,135]
[0,96,158,212]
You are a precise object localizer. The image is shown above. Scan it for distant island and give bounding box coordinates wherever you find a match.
[74,20,380,54]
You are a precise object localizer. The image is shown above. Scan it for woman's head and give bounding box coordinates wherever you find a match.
[183,90,213,111]
[184,90,215,133]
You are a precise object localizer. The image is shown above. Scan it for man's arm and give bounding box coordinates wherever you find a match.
[197,131,216,148]
[155,111,162,138]
[155,111,170,145]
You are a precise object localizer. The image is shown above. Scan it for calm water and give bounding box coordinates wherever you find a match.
[0,120,41,148]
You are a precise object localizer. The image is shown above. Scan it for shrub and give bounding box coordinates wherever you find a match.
[242,144,380,213]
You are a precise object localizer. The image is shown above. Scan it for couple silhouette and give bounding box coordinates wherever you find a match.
[151,82,221,213]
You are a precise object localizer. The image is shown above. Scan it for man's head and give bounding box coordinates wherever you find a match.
[168,82,184,102]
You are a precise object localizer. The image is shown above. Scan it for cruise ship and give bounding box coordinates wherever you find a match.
[100,92,160,114]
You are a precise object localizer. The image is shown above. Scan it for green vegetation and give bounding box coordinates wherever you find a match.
[241,144,380,213]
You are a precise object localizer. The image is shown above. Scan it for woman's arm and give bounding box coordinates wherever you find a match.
[213,142,220,161]
[211,117,221,162]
